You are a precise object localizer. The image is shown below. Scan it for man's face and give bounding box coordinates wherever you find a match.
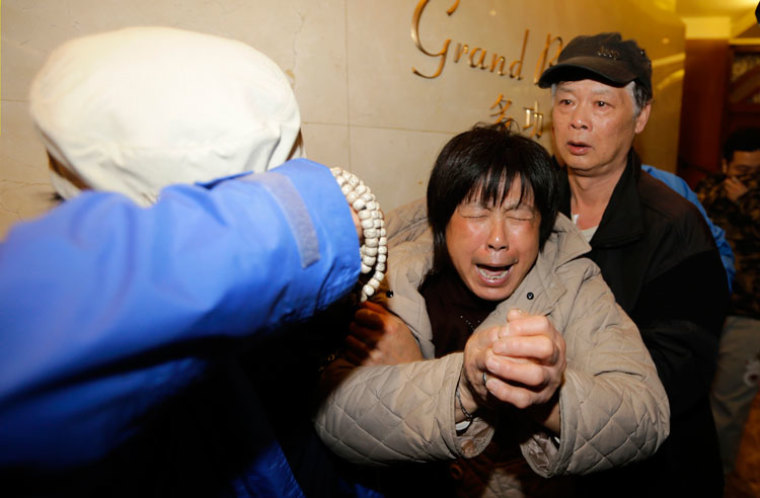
[445,179,541,302]
[723,150,760,180]
[551,79,650,176]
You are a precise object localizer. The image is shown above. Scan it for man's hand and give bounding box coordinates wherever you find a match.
[344,301,423,366]
[723,176,749,203]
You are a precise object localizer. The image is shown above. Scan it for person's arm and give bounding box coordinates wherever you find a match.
[0,158,360,469]
[519,269,669,477]
[643,165,735,291]
[726,178,760,236]
[315,261,668,473]
[631,225,728,420]
[315,353,495,465]
[452,257,669,478]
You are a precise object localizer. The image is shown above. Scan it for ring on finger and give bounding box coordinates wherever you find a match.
[482,371,488,386]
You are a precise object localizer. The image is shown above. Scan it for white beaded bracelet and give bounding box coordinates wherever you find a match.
[330,167,387,302]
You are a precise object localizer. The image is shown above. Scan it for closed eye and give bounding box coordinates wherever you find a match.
[463,212,489,219]
[458,205,490,218]
[507,213,534,223]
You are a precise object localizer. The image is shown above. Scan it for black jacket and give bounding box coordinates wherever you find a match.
[559,151,728,497]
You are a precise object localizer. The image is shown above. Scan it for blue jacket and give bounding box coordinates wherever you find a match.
[642,164,735,291]
[0,159,369,496]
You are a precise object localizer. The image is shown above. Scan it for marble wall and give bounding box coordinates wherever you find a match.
[0,0,685,237]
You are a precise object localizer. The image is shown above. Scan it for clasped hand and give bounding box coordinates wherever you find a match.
[461,309,566,416]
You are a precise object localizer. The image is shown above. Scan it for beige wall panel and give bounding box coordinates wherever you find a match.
[300,122,351,171]
[348,126,452,211]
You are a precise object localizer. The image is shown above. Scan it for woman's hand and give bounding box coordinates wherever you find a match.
[484,309,566,408]
[461,308,566,431]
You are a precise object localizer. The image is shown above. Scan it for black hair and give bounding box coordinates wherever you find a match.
[426,124,559,273]
[723,127,760,162]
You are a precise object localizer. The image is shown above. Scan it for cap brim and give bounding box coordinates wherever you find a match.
[537,56,637,88]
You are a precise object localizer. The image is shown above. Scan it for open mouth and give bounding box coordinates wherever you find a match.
[567,141,590,154]
[476,264,512,283]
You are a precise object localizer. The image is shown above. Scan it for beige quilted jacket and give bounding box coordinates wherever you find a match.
[315,201,669,496]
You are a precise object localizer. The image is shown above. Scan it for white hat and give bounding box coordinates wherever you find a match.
[30,26,303,205]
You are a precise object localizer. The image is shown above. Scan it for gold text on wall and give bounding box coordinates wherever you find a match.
[411,0,560,136]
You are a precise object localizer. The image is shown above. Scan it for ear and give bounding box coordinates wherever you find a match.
[721,158,728,174]
[634,102,652,135]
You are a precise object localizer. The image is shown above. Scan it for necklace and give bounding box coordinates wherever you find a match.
[330,167,387,302]
[459,314,479,334]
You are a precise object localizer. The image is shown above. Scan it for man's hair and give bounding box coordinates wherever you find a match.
[426,124,559,273]
[723,127,760,162]
[628,81,651,116]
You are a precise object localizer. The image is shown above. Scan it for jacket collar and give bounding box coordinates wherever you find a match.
[536,213,591,274]
[523,213,591,308]
[558,149,645,249]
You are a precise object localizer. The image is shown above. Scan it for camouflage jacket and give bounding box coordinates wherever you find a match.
[696,173,760,318]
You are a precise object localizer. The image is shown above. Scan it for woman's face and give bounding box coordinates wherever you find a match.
[445,178,541,302]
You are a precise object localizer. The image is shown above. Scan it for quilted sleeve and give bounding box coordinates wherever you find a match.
[384,197,429,247]
[314,353,494,465]
[520,264,670,477]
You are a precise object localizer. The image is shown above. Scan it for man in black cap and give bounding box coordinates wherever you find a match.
[538,32,728,496]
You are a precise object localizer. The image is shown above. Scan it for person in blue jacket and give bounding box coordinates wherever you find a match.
[642,164,735,291]
[0,27,383,497]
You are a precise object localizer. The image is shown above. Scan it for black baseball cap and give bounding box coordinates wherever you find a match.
[538,32,652,101]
